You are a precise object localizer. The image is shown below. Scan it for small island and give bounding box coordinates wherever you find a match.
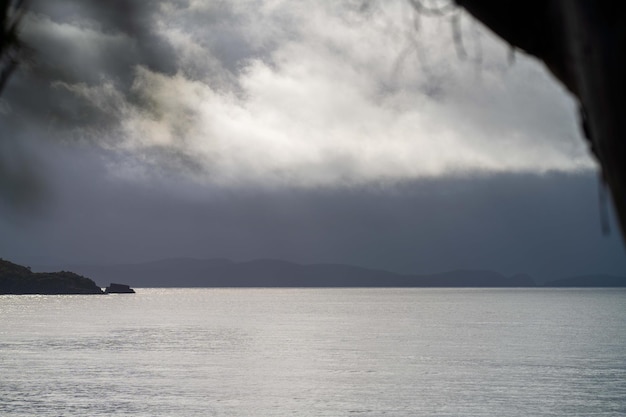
[0,258,104,295]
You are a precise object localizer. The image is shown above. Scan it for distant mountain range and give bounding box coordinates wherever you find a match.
[38,258,626,288]
[543,274,626,287]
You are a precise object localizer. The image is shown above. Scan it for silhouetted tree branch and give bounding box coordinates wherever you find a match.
[452,0,626,239]
[0,0,26,93]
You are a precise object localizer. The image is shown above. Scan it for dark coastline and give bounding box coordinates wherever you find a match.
[0,258,103,295]
[5,257,625,292]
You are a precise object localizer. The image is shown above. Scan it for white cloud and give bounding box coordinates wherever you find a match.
[30,0,596,187]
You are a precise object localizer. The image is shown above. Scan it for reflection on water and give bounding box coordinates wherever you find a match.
[1,288,625,416]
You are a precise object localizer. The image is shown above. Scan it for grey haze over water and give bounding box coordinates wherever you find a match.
[2,288,625,416]
[4,162,626,282]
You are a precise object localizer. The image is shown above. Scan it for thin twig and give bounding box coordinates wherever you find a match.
[407,0,456,17]
[451,12,466,59]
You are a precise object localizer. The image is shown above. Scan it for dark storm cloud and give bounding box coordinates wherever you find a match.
[2,0,271,148]
[28,0,177,78]
[21,0,262,90]
[3,0,174,136]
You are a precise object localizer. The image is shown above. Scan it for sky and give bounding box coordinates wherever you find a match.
[1,0,625,281]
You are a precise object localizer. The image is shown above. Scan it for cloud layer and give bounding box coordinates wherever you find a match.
[5,0,594,188]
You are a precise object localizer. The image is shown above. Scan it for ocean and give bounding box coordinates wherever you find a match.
[1,288,625,416]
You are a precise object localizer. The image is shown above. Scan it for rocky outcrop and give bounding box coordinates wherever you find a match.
[104,283,135,293]
[0,258,103,294]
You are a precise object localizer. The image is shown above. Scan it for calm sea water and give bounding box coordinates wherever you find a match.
[1,288,625,416]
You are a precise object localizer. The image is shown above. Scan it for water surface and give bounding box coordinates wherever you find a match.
[1,288,625,416]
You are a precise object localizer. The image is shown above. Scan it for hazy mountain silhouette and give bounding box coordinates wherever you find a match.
[45,258,539,288]
[544,275,626,287]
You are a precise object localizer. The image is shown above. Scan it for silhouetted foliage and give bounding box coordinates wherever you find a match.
[0,0,26,93]
[450,0,626,239]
